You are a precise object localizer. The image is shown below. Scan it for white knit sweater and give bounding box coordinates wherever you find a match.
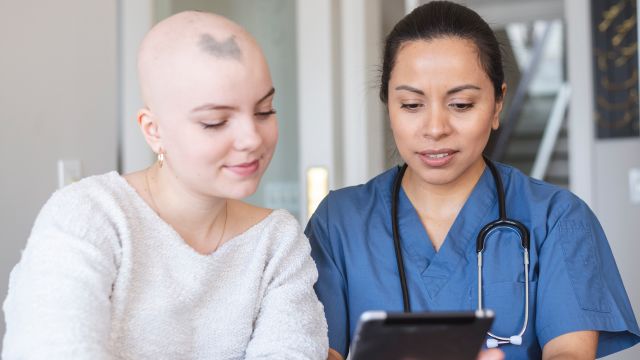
[2,172,328,359]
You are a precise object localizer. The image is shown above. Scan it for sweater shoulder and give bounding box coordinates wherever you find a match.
[257,209,303,245]
[32,172,132,241]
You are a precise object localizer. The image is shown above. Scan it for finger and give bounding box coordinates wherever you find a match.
[476,348,505,360]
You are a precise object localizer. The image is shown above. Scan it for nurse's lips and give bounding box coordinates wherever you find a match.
[225,159,260,176]
[418,149,458,167]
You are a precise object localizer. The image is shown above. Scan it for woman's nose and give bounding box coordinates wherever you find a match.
[421,104,452,139]
[233,117,263,151]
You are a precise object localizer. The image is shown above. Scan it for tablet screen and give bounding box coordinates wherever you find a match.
[350,310,494,360]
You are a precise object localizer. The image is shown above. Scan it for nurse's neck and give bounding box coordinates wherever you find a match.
[402,160,486,250]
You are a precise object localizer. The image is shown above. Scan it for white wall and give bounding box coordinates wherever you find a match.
[464,0,564,28]
[565,0,595,205]
[296,0,343,220]
[120,0,155,173]
[594,141,640,360]
[340,0,385,186]
[296,0,386,219]
[0,0,118,346]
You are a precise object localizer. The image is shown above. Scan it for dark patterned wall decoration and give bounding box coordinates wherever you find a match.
[592,0,639,138]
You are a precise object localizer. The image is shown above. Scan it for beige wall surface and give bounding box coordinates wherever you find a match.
[0,0,118,345]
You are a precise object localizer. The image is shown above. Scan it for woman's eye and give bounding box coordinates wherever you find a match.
[400,103,422,111]
[450,103,473,111]
[255,109,277,119]
[201,121,226,129]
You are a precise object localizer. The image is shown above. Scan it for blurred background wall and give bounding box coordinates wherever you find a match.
[0,0,118,344]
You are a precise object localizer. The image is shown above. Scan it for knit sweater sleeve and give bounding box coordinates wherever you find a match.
[2,185,119,360]
[244,212,329,360]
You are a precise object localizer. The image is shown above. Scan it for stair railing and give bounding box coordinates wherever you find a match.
[489,22,553,161]
[530,83,571,180]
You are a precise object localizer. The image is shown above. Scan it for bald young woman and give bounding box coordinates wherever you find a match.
[3,11,328,359]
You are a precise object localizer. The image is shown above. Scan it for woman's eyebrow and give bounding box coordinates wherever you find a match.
[395,85,424,95]
[447,84,481,95]
[191,103,236,112]
[190,87,276,113]
[394,84,481,96]
[257,87,276,103]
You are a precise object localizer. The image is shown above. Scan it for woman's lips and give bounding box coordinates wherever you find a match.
[417,150,457,167]
[225,159,260,177]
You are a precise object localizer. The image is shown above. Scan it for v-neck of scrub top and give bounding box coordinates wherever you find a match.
[392,166,498,305]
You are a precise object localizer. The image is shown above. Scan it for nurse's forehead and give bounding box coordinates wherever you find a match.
[390,40,489,92]
[392,39,485,75]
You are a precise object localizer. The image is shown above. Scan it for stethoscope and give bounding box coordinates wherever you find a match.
[390,157,530,348]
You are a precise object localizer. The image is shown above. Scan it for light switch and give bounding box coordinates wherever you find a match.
[57,159,82,189]
[630,168,640,205]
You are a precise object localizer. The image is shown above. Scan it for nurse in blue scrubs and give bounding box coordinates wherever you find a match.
[306,1,640,359]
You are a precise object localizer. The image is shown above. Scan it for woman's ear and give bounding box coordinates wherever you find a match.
[137,108,162,153]
[492,83,507,130]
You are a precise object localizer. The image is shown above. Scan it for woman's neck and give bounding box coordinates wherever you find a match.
[146,165,228,249]
[402,159,486,222]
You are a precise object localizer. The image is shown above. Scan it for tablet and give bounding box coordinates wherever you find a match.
[350,310,494,360]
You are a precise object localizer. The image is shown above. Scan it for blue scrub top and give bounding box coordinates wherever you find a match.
[306,163,640,359]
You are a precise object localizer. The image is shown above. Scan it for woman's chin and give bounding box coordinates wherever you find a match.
[222,181,261,200]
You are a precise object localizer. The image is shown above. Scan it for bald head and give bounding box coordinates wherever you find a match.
[198,33,242,60]
[138,11,267,112]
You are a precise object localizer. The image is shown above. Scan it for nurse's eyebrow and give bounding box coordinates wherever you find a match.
[447,84,481,95]
[395,85,424,95]
[394,84,481,96]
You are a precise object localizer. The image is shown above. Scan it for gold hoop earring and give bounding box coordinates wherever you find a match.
[157,150,165,168]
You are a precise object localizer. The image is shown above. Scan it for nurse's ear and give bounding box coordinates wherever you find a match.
[491,83,507,130]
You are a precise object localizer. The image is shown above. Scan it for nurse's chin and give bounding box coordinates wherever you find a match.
[418,177,460,188]
[409,166,463,187]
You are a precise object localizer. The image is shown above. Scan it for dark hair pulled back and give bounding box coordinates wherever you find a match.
[380,1,504,103]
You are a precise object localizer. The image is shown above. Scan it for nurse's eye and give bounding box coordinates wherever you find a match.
[449,102,474,111]
[255,109,277,119]
[400,103,422,112]
[201,121,226,129]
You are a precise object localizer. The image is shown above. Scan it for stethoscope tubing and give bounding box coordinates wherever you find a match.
[391,162,411,312]
[391,157,531,346]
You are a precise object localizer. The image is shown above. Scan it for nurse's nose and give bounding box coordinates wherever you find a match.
[421,103,452,140]
[233,116,263,151]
